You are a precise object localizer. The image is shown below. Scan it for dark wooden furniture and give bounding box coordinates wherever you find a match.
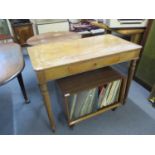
[27,31,81,46]
[57,66,127,126]
[0,43,29,103]
[12,23,34,46]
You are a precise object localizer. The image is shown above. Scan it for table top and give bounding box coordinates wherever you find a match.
[0,43,24,85]
[27,31,81,46]
[28,34,141,72]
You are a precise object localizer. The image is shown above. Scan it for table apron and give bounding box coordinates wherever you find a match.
[37,50,140,83]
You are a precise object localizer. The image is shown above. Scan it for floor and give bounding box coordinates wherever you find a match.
[0,48,155,135]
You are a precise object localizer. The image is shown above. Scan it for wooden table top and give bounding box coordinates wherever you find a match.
[0,43,24,85]
[28,34,142,72]
[27,31,81,46]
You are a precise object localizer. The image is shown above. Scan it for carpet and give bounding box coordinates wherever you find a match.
[0,55,155,135]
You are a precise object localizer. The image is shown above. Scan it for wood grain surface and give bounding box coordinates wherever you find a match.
[28,34,141,71]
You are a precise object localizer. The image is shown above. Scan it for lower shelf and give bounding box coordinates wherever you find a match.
[57,66,127,126]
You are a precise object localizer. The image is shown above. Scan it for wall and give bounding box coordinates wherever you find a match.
[136,20,155,87]
[0,19,10,34]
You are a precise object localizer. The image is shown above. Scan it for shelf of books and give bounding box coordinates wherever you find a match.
[57,66,127,126]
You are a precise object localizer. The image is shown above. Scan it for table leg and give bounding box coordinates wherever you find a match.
[131,33,143,44]
[17,73,30,103]
[39,83,56,131]
[123,60,137,104]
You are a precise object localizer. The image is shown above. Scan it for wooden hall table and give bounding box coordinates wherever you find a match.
[28,34,142,131]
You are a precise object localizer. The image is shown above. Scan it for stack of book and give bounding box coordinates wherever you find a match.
[98,80,121,108]
[69,79,122,120]
[69,88,98,120]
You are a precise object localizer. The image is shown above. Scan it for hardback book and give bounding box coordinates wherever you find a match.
[69,94,78,120]
[110,80,121,104]
[98,86,106,108]
[80,88,98,116]
[99,80,121,108]
[100,82,113,107]
[69,88,98,120]
[72,90,88,119]
[106,81,118,105]
[106,80,121,105]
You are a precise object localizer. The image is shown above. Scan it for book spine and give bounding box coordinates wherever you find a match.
[106,81,118,105]
[79,89,93,116]
[101,82,113,107]
[107,80,121,105]
[70,94,78,120]
[98,87,105,108]
[112,80,121,103]
[75,89,94,118]
[86,88,97,114]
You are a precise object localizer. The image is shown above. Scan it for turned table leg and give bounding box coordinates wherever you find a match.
[124,60,137,104]
[37,71,56,131]
[39,83,56,131]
